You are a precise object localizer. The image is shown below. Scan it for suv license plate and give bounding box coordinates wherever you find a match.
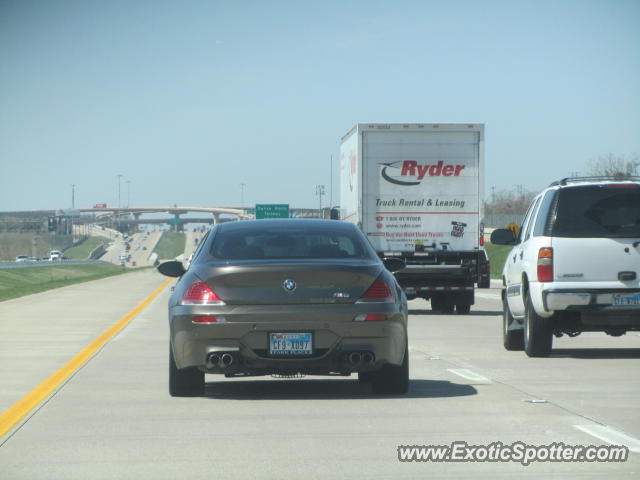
[613,293,640,306]
[269,332,312,356]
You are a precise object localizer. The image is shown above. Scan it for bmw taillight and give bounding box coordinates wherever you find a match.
[353,313,388,322]
[537,248,553,282]
[357,277,394,303]
[193,315,218,324]
[181,281,225,305]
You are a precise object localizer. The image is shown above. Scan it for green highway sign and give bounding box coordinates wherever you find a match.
[168,218,183,224]
[255,204,290,219]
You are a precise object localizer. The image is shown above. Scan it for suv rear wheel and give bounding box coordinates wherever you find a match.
[503,295,524,350]
[524,292,553,357]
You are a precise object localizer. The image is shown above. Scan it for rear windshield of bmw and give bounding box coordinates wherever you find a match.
[210,226,372,260]
[550,184,640,238]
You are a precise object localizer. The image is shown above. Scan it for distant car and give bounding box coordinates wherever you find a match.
[492,176,640,357]
[157,219,409,397]
[15,255,29,262]
[49,250,62,261]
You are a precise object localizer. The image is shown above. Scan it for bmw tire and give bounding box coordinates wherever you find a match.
[169,343,204,397]
[371,342,409,395]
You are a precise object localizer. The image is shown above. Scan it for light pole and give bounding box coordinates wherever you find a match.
[240,183,246,209]
[71,184,76,239]
[329,155,333,209]
[117,174,123,231]
[117,174,123,208]
[315,184,325,218]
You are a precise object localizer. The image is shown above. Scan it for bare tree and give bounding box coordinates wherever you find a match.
[485,187,537,215]
[587,153,639,179]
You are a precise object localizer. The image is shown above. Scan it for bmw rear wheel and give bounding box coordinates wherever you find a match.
[169,343,204,397]
[371,342,409,395]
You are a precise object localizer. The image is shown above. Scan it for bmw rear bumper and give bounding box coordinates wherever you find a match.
[168,303,407,375]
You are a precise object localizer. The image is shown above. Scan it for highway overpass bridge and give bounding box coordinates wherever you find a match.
[0,206,327,233]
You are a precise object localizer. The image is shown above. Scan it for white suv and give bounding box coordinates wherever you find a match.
[491,177,640,357]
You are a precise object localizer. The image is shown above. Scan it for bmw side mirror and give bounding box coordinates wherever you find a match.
[490,229,517,245]
[383,257,405,273]
[157,260,186,278]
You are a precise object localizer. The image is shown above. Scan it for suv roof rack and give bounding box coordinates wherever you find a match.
[549,176,640,187]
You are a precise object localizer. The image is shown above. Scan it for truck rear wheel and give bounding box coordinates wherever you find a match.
[431,295,454,314]
[456,304,471,314]
[431,296,444,312]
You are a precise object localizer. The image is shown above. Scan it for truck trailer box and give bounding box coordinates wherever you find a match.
[339,123,487,312]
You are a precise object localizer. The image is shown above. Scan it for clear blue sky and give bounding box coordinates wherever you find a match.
[1,0,638,211]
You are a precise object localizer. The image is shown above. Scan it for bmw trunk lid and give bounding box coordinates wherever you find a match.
[194,260,383,305]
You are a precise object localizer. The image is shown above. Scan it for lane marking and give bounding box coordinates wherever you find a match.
[475,292,501,300]
[0,277,172,438]
[447,368,491,383]
[574,425,640,453]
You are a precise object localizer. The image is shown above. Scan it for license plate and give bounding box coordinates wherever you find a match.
[613,293,640,306]
[269,332,312,356]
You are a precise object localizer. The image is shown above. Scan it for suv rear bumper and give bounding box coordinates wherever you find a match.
[543,289,640,311]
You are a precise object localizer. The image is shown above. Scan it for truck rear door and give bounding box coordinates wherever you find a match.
[362,128,481,253]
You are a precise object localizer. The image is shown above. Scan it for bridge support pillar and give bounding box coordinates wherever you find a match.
[133,213,141,232]
[212,213,220,226]
[172,213,183,232]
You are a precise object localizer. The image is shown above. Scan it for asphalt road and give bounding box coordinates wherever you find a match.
[0,271,639,479]
[100,230,162,267]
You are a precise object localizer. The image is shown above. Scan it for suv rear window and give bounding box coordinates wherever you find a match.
[551,185,640,238]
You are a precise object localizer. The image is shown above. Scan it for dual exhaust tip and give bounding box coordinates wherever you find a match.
[209,350,374,368]
[208,353,234,367]
[348,351,375,366]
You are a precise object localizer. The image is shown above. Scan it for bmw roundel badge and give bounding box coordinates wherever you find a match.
[283,278,297,292]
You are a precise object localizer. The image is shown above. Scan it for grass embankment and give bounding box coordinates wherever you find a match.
[153,232,185,260]
[484,243,513,279]
[63,237,110,260]
[0,264,130,302]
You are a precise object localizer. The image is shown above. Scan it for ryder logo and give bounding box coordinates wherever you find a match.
[381,160,465,186]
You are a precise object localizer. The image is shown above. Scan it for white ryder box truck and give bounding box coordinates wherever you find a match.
[339,123,489,314]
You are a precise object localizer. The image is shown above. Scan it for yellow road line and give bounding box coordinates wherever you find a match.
[0,277,173,437]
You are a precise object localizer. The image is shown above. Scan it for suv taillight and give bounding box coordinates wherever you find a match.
[357,277,394,303]
[537,248,553,282]
[181,281,225,305]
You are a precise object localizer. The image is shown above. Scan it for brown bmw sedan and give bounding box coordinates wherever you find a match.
[157,219,409,397]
